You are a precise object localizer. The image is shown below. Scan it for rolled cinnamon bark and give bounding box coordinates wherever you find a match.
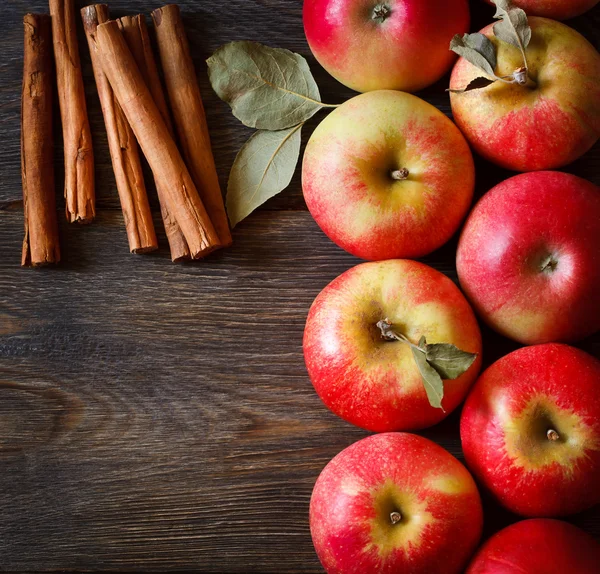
[81,5,157,254]
[21,14,60,267]
[118,14,190,261]
[152,5,232,247]
[49,0,95,223]
[92,21,220,259]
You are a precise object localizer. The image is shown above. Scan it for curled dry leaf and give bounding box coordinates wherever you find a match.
[450,33,497,76]
[207,41,325,130]
[226,125,303,227]
[492,0,531,54]
[447,76,497,93]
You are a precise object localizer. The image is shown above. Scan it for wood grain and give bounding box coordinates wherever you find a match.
[1,1,599,572]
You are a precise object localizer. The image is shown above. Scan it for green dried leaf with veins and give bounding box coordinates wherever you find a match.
[226,125,303,228]
[493,0,531,54]
[449,0,533,92]
[450,33,497,76]
[207,41,330,130]
[411,346,446,411]
[376,320,477,410]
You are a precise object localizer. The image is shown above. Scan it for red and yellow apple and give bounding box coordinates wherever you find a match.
[485,0,599,20]
[457,171,600,345]
[461,343,600,517]
[302,90,475,261]
[303,0,470,93]
[466,519,600,573]
[303,259,482,432]
[310,433,483,574]
[450,17,600,171]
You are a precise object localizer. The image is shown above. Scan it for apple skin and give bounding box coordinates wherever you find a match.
[457,171,600,345]
[303,0,470,93]
[461,343,600,517]
[450,17,600,171]
[302,90,475,261]
[466,519,600,574]
[303,259,482,432]
[310,433,483,574]
[484,0,599,20]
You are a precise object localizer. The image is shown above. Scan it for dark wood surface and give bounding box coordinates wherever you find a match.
[1,1,599,571]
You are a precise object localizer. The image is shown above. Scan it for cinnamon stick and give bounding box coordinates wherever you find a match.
[21,14,60,267]
[91,21,220,259]
[152,5,232,247]
[117,14,190,261]
[81,5,157,254]
[49,0,95,223]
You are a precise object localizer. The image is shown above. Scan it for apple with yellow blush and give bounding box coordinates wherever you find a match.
[461,343,600,517]
[310,433,483,574]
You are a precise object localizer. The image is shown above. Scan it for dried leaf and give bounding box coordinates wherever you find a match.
[492,0,531,51]
[426,344,478,380]
[226,125,302,227]
[448,76,497,93]
[411,346,445,410]
[207,41,323,130]
[450,33,497,76]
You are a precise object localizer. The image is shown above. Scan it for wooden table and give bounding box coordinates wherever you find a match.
[1,1,599,571]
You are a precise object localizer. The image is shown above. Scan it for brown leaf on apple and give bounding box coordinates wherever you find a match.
[447,76,497,93]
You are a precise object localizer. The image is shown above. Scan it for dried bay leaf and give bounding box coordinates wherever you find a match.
[207,41,324,130]
[411,346,445,411]
[226,125,303,227]
[492,0,531,52]
[425,344,478,380]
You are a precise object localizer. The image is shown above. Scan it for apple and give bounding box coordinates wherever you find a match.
[461,343,600,517]
[310,433,483,574]
[302,90,475,261]
[457,171,600,345]
[466,519,600,573]
[485,0,599,20]
[303,259,482,432]
[449,17,600,171]
[303,0,470,93]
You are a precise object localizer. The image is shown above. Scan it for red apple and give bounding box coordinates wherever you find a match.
[485,0,599,20]
[302,90,475,261]
[310,433,483,574]
[304,259,482,432]
[450,17,600,171]
[466,519,600,573]
[461,343,600,517]
[303,0,470,93]
[457,171,600,345]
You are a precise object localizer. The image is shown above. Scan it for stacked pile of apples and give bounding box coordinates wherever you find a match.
[301,0,600,572]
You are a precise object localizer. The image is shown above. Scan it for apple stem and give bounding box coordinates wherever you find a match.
[390,511,402,525]
[547,429,560,441]
[390,168,409,181]
[376,319,412,345]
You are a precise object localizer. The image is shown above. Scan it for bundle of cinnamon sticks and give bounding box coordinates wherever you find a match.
[21,2,231,266]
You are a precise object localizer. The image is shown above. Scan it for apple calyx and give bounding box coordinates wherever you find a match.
[389,511,402,524]
[376,319,477,410]
[390,168,409,181]
[540,254,559,273]
[547,428,560,441]
[371,4,392,24]
[448,0,534,94]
